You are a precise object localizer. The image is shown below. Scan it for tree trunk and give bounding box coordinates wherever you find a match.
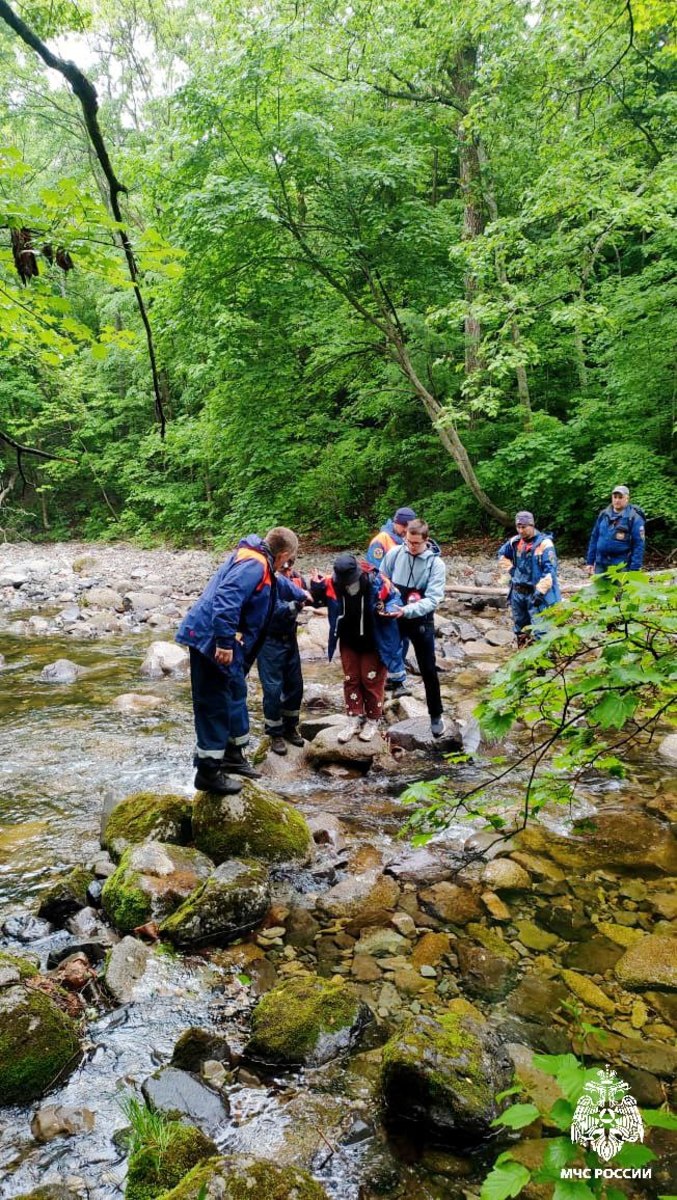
[453,46,484,378]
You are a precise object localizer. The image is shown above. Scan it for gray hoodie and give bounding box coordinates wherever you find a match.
[380,543,446,619]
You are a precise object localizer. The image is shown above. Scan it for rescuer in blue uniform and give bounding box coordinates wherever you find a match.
[586,486,646,575]
[257,561,309,756]
[497,511,560,646]
[176,526,299,794]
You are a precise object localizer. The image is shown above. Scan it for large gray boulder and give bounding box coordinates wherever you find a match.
[140,641,188,678]
[39,659,82,684]
[380,1000,513,1141]
[160,860,270,947]
[386,716,480,754]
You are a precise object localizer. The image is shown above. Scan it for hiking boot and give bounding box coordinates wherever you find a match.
[270,734,288,756]
[337,715,362,744]
[222,745,262,779]
[430,717,446,739]
[390,681,412,699]
[283,724,305,747]
[359,719,378,742]
[194,764,244,795]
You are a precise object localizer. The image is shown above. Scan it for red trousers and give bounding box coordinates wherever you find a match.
[339,645,387,719]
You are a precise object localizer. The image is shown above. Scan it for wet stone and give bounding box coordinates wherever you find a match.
[103,936,150,1004]
[2,914,53,942]
[39,659,82,684]
[419,882,483,926]
[562,937,624,974]
[142,1066,230,1133]
[507,974,568,1024]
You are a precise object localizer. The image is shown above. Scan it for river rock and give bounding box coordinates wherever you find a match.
[126,1122,217,1200]
[385,848,453,884]
[37,867,94,927]
[102,792,193,861]
[562,936,624,974]
[303,724,393,770]
[507,974,567,1024]
[80,586,124,610]
[160,859,270,947]
[101,842,213,935]
[39,658,82,684]
[0,567,29,587]
[246,974,370,1067]
[419,882,483,926]
[515,812,677,875]
[484,626,513,647]
[192,780,312,866]
[316,870,400,928]
[614,935,677,992]
[457,925,520,1000]
[103,936,150,1003]
[380,1000,513,1141]
[141,1066,229,1133]
[2,913,53,942]
[0,984,81,1105]
[110,692,166,714]
[31,1103,95,1142]
[481,859,532,893]
[140,641,188,678]
[385,717,466,754]
[171,1028,233,1071]
[154,1156,328,1200]
[306,813,346,851]
[658,734,677,764]
[357,927,409,957]
[123,590,163,614]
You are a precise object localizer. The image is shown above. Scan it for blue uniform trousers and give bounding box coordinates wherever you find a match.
[398,615,442,720]
[510,589,549,636]
[257,635,303,734]
[189,646,249,765]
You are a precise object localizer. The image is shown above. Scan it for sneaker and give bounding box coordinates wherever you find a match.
[283,724,305,747]
[194,765,244,795]
[222,746,262,779]
[359,719,378,742]
[390,681,412,699]
[430,717,446,739]
[337,715,362,744]
[270,735,288,756]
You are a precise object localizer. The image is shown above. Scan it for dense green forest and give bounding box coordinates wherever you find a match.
[0,0,675,547]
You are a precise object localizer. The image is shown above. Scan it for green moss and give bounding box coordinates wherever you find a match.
[466,923,520,963]
[103,793,193,861]
[380,1011,497,1116]
[126,1123,217,1200]
[101,852,150,934]
[157,1156,328,1200]
[192,780,311,865]
[0,950,39,979]
[0,985,81,1105]
[247,975,362,1064]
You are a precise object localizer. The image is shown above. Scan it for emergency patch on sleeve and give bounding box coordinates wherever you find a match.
[372,545,384,559]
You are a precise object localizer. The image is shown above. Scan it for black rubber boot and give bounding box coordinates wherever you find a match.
[270,734,288,756]
[194,762,243,794]
[222,745,262,779]
[283,724,305,747]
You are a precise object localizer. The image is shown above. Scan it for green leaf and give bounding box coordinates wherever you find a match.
[549,1099,576,1131]
[480,1159,531,1200]
[612,1144,656,1168]
[236,973,251,985]
[643,1109,677,1130]
[552,1181,596,1200]
[492,1103,541,1130]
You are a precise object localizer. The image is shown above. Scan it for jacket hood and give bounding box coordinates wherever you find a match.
[238,534,270,554]
[403,540,440,561]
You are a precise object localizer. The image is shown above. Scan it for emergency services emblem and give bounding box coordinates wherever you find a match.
[372,545,384,559]
[571,1066,644,1162]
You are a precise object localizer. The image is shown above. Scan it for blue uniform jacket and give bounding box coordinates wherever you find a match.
[176,535,277,668]
[266,573,308,639]
[497,530,561,605]
[365,519,403,567]
[586,505,645,571]
[310,567,403,675]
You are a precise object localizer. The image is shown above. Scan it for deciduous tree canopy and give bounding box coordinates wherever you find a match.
[0,0,674,544]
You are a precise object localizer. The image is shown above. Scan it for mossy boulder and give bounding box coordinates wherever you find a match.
[103,793,193,862]
[380,1001,513,1142]
[171,1028,232,1072]
[37,866,94,927]
[0,984,81,1105]
[156,1155,328,1200]
[246,975,370,1067]
[13,1189,76,1200]
[126,1122,217,1200]
[160,859,270,948]
[192,780,312,866]
[0,950,39,981]
[102,842,213,935]
[615,935,677,992]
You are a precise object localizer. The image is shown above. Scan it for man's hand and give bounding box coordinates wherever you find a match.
[497,555,513,572]
[585,564,595,576]
[215,647,233,666]
[535,575,552,595]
